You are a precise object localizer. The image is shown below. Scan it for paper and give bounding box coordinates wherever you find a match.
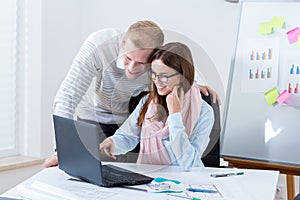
[264,88,279,105]
[286,27,300,44]
[271,16,285,28]
[18,180,117,200]
[53,180,116,200]
[280,50,300,95]
[241,38,280,93]
[188,184,223,198]
[31,181,80,199]
[171,184,223,199]
[259,22,273,35]
[17,184,65,200]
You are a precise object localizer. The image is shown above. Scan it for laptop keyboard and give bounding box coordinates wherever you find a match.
[102,166,135,183]
[100,164,153,186]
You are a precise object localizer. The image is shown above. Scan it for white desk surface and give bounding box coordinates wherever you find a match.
[2,162,279,200]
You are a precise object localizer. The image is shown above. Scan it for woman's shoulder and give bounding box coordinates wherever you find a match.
[196,99,214,124]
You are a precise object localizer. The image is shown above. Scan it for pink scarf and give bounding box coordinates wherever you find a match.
[137,83,202,165]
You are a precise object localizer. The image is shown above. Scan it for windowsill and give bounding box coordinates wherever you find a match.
[0,155,45,172]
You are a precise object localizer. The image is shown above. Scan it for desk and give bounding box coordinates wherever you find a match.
[2,162,279,200]
[224,157,300,200]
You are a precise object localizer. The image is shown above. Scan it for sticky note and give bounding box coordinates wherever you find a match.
[259,22,274,35]
[271,16,285,28]
[284,94,300,110]
[297,35,300,46]
[276,89,290,104]
[286,27,300,44]
[264,88,279,105]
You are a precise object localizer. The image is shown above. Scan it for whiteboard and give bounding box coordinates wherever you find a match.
[221,0,300,166]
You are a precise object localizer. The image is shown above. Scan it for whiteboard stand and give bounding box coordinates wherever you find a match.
[224,157,300,200]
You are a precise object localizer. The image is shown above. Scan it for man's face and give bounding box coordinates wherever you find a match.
[122,39,153,80]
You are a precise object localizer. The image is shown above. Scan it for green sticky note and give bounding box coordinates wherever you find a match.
[271,16,285,28]
[259,22,274,35]
[264,88,279,105]
[297,35,300,46]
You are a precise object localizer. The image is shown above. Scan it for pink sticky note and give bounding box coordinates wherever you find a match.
[277,89,291,104]
[286,27,300,44]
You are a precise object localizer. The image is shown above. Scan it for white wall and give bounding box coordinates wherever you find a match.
[41,0,85,157]
[40,0,240,158]
[81,0,239,89]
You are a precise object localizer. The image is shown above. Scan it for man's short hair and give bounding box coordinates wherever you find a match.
[125,20,164,49]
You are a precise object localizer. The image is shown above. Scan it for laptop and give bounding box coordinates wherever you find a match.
[53,115,153,187]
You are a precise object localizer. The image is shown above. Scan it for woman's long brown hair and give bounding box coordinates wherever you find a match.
[137,42,195,127]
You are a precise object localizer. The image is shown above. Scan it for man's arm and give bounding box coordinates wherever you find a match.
[53,40,100,118]
[100,95,148,158]
[45,37,101,168]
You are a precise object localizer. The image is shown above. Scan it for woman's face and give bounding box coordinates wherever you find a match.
[151,59,181,96]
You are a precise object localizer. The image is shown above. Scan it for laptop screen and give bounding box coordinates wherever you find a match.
[53,115,106,185]
[53,115,153,187]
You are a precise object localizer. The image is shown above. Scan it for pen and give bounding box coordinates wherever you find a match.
[186,188,217,193]
[210,172,244,178]
[167,193,201,200]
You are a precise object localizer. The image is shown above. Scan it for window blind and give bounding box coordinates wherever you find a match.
[0,0,17,156]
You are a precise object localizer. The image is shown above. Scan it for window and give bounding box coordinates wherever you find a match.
[0,0,18,157]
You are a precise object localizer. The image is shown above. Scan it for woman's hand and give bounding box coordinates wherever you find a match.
[166,85,184,114]
[99,138,116,159]
[43,155,58,168]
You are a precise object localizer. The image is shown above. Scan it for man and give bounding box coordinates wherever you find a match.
[44,20,219,167]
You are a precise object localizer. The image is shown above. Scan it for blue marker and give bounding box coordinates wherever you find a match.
[187,188,217,193]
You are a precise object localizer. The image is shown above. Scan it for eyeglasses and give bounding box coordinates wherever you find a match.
[149,71,179,83]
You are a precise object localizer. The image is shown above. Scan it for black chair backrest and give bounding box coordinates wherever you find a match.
[128,91,221,167]
[295,193,300,200]
[128,91,149,114]
[200,92,221,167]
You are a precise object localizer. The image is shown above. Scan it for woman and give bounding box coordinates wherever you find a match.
[100,42,214,171]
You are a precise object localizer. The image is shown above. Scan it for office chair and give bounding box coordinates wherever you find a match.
[295,193,300,200]
[129,90,221,167]
[200,92,221,167]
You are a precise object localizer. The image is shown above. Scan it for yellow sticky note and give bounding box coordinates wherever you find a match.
[259,22,274,35]
[271,16,285,28]
[297,35,300,46]
[264,87,279,105]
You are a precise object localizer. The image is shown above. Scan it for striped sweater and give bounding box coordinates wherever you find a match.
[54,28,148,124]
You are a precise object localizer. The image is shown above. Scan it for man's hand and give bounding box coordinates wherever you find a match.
[43,155,58,168]
[198,85,221,105]
[99,138,116,159]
